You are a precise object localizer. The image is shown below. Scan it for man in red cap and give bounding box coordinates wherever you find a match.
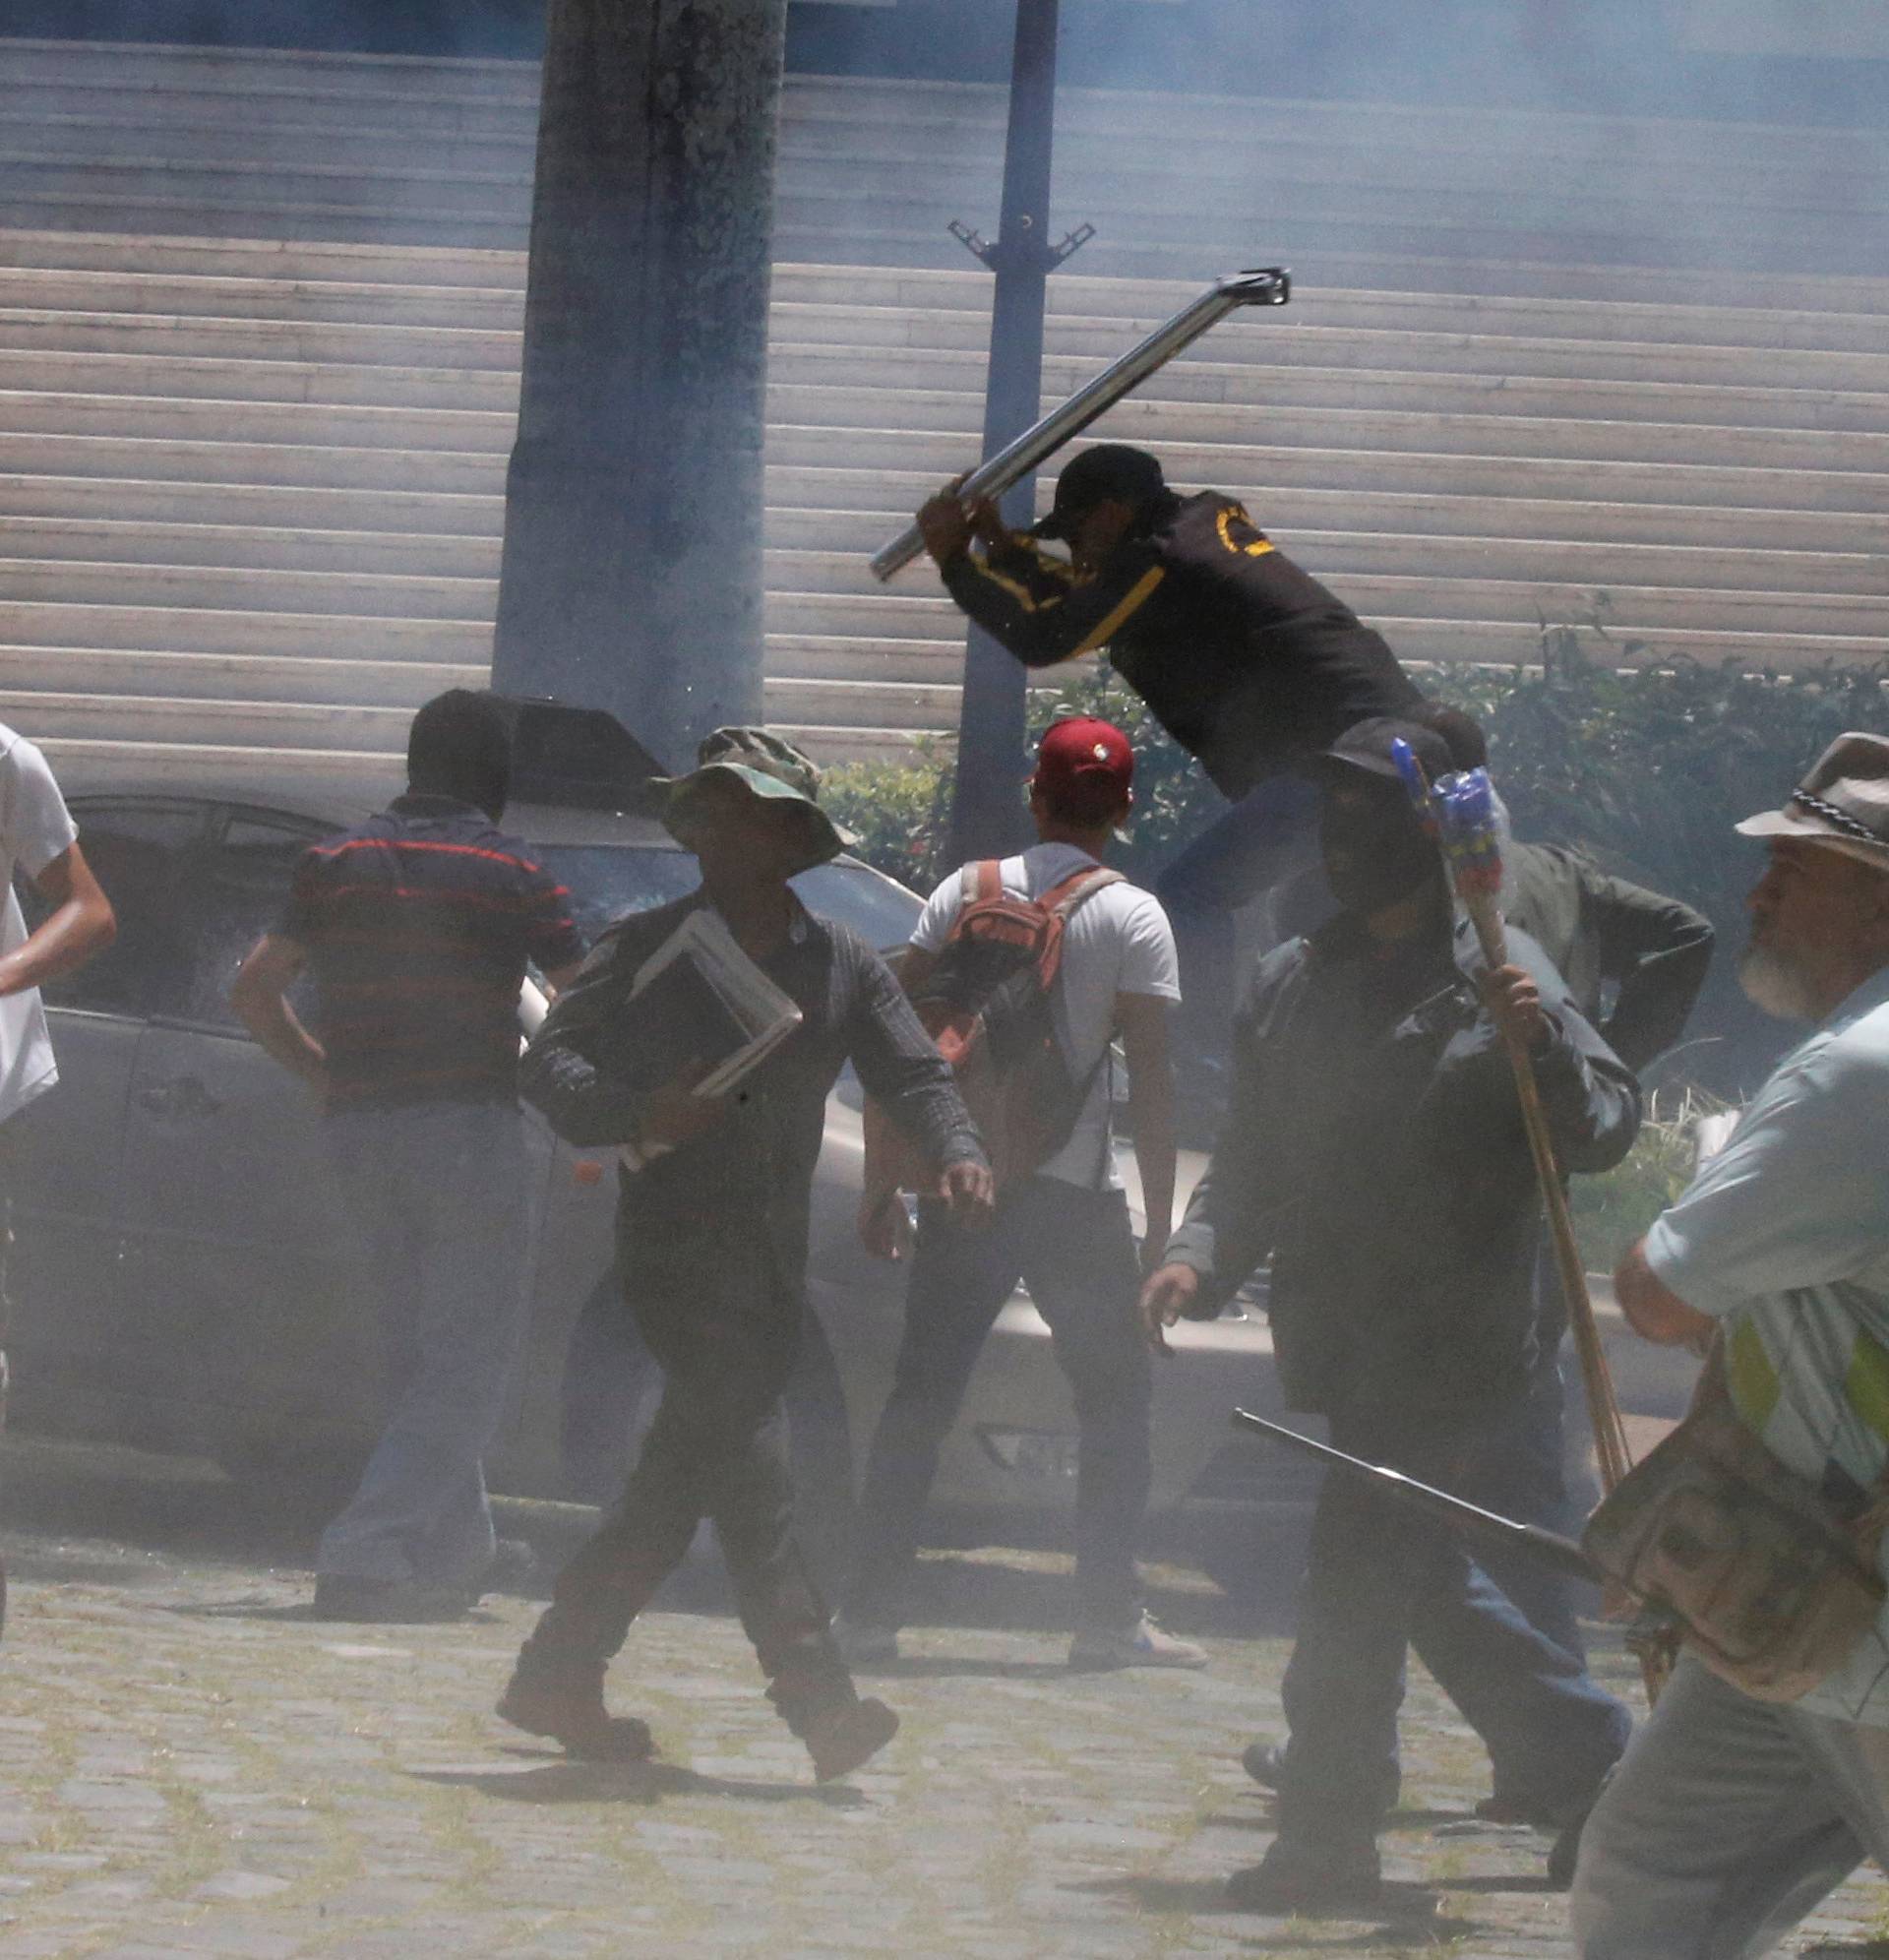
[836,714,1205,1670]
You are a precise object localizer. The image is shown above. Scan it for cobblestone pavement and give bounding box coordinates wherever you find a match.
[2,1439,1887,1960]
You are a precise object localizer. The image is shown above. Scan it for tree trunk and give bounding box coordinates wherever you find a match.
[493,0,786,770]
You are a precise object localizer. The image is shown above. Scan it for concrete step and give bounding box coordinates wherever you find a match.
[0,600,491,663]
[762,571,1886,642]
[761,492,1889,558]
[0,471,504,537]
[32,734,408,795]
[0,387,513,454]
[776,381,1889,460]
[0,643,483,705]
[775,429,1889,516]
[0,306,525,373]
[0,514,500,579]
[0,38,539,106]
[0,228,525,292]
[759,524,1888,598]
[765,302,1889,391]
[0,265,527,332]
[18,299,1889,400]
[0,346,522,412]
[20,378,1889,483]
[5,226,1887,323]
[0,688,410,752]
[16,337,1889,442]
[0,682,946,752]
[0,556,493,623]
[0,430,505,495]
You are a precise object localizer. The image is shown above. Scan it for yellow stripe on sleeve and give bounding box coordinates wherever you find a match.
[1069,565,1167,659]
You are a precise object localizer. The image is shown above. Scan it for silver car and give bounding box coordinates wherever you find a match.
[5,773,1298,1591]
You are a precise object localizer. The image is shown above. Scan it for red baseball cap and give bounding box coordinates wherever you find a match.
[1031,716,1133,817]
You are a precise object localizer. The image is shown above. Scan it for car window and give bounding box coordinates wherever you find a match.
[532,843,922,953]
[528,843,702,945]
[22,802,206,1020]
[177,814,335,1029]
[792,861,923,953]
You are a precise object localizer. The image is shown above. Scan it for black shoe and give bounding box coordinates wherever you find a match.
[310,1574,470,1623]
[805,1696,899,1782]
[1243,1739,1399,1812]
[1226,1839,1382,1914]
[476,1537,541,1600]
[497,1659,655,1762]
[1243,1741,1285,1789]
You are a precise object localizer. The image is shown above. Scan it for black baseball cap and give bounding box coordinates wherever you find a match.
[1032,445,1168,541]
[1314,715,1453,787]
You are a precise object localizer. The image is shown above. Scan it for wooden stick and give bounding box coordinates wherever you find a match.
[1465,889,1671,1701]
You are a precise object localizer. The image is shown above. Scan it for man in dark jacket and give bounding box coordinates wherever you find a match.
[498,728,992,1783]
[918,444,1423,1088]
[1414,702,1714,1674]
[1139,717,1638,1912]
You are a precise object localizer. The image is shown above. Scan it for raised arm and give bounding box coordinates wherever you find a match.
[919,492,1164,671]
[1585,869,1716,1074]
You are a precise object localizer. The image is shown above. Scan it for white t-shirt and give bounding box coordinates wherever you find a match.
[0,726,78,1128]
[910,843,1180,1189]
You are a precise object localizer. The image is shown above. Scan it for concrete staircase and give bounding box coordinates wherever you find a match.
[0,38,1885,789]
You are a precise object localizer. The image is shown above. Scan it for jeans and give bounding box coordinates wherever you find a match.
[1155,773,1321,1069]
[316,1100,530,1592]
[1277,1402,1631,1855]
[524,1257,855,1739]
[845,1178,1153,1633]
[1453,1352,1590,1664]
[1572,1653,1889,1959]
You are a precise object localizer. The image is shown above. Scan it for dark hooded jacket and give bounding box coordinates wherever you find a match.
[1164,911,1641,1413]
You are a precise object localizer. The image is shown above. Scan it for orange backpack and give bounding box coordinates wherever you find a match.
[865,858,1123,1198]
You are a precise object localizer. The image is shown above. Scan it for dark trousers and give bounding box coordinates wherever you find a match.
[845,1178,1153,1632]
[522,1266,854,1738]
[1154,773,1320,1069]
[1455,1351,1590,1664]
[1277,1402,1630,1856]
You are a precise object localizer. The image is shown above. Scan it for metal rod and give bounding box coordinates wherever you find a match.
[868,267,1291,583]
[1230,1408,1599,1584]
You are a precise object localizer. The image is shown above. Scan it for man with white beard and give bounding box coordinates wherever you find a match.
[1576,731,1889,1957]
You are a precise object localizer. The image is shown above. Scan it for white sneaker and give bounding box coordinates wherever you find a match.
[1067,1610,1208,1672]
[831,1615,899,1667]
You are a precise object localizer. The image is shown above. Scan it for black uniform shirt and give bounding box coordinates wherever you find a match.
[943,489,1422,799]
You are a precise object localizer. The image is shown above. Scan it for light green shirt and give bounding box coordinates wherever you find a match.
[1646,965,1889,1725]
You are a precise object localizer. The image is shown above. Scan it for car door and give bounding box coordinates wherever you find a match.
[113,807,378,1461]
[6,799,210,1436]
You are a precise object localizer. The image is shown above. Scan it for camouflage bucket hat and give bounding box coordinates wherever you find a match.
[656,726,854,873]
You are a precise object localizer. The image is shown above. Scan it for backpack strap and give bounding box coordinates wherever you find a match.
[1039,863,1124,921]
[966,859,1004,908]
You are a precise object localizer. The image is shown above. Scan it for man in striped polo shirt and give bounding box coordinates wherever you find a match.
[233,691,584,1622]
[1581,732,1889,1956]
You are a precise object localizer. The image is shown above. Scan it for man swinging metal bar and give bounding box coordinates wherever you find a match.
[877,273,1425,1118]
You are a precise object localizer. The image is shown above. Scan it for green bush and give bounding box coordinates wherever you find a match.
[824,629,1889,1090]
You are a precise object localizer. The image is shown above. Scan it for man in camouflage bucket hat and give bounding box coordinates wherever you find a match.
[499,727,992,1782]
[657,727,855,879]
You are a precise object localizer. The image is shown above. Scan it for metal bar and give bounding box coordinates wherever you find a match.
[868,266,1291,583]
[1230,1407,1599,1584]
